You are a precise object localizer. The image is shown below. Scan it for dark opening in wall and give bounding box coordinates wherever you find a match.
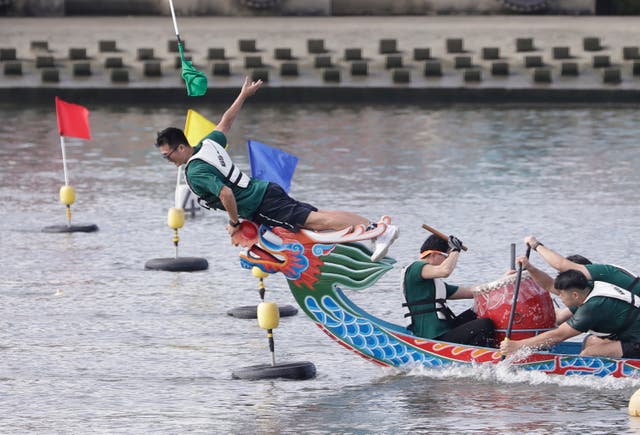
[596,0,640,15]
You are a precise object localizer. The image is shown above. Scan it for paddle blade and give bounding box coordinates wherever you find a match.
[179,44,207,96]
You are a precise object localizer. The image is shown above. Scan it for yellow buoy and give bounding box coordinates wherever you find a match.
[629,389,640,416]
[252,266,269,279]
[167,207,185,229]
[257,301,280,330]
[59,185,75,206]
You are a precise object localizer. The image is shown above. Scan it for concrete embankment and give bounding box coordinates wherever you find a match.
[1,15,640,104]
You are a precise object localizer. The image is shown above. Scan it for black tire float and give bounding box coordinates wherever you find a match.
[231,361,316,380]
[46,185,99,232]
[226,304,298,319]
[42,223,99,233]
[231,269,315,380]
[144,256,209,272]
[144,207,209,271]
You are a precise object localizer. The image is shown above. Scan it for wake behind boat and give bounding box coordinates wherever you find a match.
[237,222,640,379]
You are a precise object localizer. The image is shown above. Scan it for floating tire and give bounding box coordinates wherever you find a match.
[42,224,99,233]
[227,304,298,319]
[144,257,209,272]
[232,361,316,380]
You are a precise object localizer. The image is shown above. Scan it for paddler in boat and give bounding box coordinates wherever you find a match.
[524,235,639,295]
[525,237,640,355]
[500,269,640,359]
[155,76,398,262]
[517,252,640,353]
[402,234,496,347]
[515,254,595,325]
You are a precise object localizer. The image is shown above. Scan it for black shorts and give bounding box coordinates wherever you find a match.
[252,183,317,232]
[437,312,496,348]
[622,341,640,358]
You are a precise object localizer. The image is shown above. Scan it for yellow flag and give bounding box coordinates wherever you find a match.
[184,109,217,147]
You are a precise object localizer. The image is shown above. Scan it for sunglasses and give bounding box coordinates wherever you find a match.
[162,146,179,161]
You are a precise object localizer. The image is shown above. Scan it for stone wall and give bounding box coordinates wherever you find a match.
[2,16,639,104]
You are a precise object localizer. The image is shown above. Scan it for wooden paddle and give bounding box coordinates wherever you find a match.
[421,223,468,251]
[502,245,532,358]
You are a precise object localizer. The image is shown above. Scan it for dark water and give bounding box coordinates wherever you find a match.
[1,102,640,433]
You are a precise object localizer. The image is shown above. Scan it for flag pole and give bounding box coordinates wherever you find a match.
[54,97,91,229]
[172,165,185,258]
[175,164,182,193]
[59,135,69,186]
[58,134,75,226]
[168,0,182,44]
[167,0,207,96]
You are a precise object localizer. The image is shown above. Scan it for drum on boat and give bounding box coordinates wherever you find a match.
[473,272,556,342]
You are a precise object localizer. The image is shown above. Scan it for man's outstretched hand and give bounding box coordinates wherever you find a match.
[240,76,263,98]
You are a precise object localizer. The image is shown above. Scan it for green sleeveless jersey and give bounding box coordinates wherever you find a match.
[403,260,459,339]
[185,130,268,219]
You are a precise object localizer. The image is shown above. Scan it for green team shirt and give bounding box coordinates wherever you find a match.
[568,296,640,343]
[403,261,459,339]
[185,130,269,219]
[585,264,639,295]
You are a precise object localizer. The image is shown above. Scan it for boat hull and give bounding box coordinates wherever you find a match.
[239,227,640,379]
[302,287,640,378]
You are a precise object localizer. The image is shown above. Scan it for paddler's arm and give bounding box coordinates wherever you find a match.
[449,285,474,299]
[524,235,592,280]
[420,251,460,280]
[517,255,557,295]
[219,186,241,239]
[555,307,573,325]
[500,322,581,355]
[215,77,263,135]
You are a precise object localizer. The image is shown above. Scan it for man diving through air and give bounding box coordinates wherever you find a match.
[155,77,398,262]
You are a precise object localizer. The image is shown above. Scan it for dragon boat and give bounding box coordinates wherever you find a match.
[236,220,640,379]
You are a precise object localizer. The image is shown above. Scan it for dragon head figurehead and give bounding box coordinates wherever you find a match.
[237,220,395,294]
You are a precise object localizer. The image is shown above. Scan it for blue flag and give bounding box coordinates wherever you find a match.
[248,140,298,193]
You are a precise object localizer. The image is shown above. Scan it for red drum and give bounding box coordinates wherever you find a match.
[473,272,556,342]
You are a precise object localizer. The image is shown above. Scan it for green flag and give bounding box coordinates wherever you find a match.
[179,43,207,97]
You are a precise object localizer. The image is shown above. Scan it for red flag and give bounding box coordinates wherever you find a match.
[55,96,91,140]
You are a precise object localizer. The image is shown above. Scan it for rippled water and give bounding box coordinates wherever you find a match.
[1,101,640,433]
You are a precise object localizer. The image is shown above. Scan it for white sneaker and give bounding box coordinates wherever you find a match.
[262,229,282,245]
[370,225,399,262]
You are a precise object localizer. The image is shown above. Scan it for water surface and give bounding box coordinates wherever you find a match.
[1,102,639,433]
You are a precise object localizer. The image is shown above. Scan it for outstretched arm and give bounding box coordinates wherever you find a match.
[500,321,580,355]
[219,186,241,240]
[450,285,475,299]
[215,77,263,135]
[524,235,591,280]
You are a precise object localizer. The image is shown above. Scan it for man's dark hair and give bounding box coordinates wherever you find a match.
[554,269,591,293]
[420,234,448,254]
[155,127,188,149]
[566,254,592,265]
